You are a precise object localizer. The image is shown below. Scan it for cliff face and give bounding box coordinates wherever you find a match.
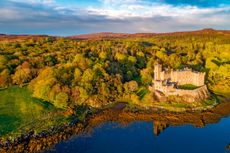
[179,85,209,102]
[154,85,210,102]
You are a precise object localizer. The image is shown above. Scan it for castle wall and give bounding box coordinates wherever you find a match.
[160,71,171,81]
[154,81,163,91]
[170,70,205,86]
[165,85,209,102]
[161,85,176,93]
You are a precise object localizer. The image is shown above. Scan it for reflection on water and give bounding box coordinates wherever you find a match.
[46,119,230,153]
[153,121,169,136]
[44,102,230,153]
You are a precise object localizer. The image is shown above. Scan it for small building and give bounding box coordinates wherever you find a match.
[149,63,209,102]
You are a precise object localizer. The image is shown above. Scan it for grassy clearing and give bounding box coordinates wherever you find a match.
[202,94,219,106]
[177,84,199,90]
[0,86,68,139]
[158,101,189,108]
[136,87,150,100]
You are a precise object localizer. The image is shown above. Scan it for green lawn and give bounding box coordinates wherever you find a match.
[0,86,67,139]
[177,84,199,90]
[136,87,150,100]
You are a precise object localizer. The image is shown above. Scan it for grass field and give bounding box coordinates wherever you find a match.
[177,84,199,90]
[0,86,68,139]
[136,87,150,100]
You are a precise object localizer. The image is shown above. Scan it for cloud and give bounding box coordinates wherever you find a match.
[0,0,229,35]
[91,0,230,18]
[8,0,54,5]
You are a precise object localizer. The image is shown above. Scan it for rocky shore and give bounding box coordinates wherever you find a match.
[0,122,85,153]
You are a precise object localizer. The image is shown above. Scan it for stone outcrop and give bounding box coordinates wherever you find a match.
[176,85,209,102]
[0,123,85,153]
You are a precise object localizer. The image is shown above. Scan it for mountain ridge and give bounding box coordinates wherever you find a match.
[68,28,230,39]
[0,29,229,41]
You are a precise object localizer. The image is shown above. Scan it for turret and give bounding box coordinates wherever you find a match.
[154,63,162,80]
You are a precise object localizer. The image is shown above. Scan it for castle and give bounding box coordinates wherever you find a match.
[149,63,209,102]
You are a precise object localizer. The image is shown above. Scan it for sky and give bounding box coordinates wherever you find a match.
[0,0,229,36]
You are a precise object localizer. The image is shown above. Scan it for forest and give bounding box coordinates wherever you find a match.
[0,31,229,109]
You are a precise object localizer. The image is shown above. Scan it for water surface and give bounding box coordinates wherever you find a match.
[46,108,230,153]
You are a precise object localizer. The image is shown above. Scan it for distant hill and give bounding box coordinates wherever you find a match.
[68,32,157,40]
[0,34,50,43]
[0,29,229,41]
[68,29,230,40]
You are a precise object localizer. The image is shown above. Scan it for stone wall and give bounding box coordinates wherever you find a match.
[160,71,171,81]
[170,70,205,86]
[154,64,205,86]
[154,81,163,91]
[165,85,209,102]
[151,83,209,102]
[153,80,176,94]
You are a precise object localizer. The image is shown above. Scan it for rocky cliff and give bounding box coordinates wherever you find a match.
[175,85,210,102]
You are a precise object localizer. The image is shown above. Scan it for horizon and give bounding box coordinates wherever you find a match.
[0,28,230,37]
[0,0,230,36]
[1,28,229,37]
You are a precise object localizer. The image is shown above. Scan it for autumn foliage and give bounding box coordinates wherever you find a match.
[0,30,229,108]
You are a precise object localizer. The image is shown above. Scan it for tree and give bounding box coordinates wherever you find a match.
[128,56,137,64]
[72,86,89,105]
[54,92,68,108]
[81,68,94,83]
[140,68,152,85]
[124,80,138,93]
[74,68,82,81]
[29,67,56,101]
[99,51,107,60]
[115,52,126,61]
[0,69,11,88]
[45,55,57,66]
[0,55,7,70]
[73,54,90,70]
[12,61,33,85]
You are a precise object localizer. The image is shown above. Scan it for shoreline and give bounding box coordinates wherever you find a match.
[0,100,226,153]
[0,120,87,153]
[130,101,219,113]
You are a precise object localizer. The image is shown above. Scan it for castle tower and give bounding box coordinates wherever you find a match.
[154,63,162,80]
[199,73,205,86]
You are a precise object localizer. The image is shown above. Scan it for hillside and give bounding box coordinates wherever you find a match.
[0,29,229,110]
[0,34,50,43]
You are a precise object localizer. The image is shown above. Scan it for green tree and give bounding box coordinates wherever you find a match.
[81,68,94,83]
[74,68,82,81]
[54,92,68,108]
[12,62,33,85]
[0,55,7,70]
[29,67,56,101]
[124,80,138,93]
[140,68,152,85]
[0,69,11,88]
